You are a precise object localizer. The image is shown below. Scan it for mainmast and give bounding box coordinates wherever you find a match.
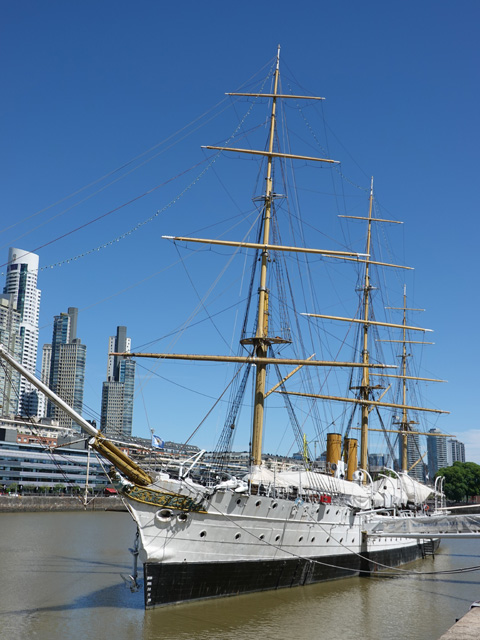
[250,46,280,466]
[118,50,419,471]
[143,47,356,469]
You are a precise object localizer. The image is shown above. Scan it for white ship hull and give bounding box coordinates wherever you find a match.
[122,478,436,608]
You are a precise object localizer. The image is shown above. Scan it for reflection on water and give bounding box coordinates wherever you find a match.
[0,512,479,640]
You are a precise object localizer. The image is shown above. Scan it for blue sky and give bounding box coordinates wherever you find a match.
[1,1,479,463]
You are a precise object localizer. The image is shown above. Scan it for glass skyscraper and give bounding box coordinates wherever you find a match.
[427,428,448,480]
[41,307,87,430]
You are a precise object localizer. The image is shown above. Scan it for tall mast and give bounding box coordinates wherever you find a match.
[251,45,280,466]
[359,178,374,472]
[312,188,444,473]
[385,288,433,472]
[400,286,410,471]
[127,49,386,469]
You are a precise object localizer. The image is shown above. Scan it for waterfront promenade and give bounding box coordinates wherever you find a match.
[0,494,124,512]
[438,605,480,639]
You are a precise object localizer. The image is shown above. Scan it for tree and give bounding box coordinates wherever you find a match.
[436,462,480,502]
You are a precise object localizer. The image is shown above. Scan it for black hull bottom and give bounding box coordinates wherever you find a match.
[144,539,439,608]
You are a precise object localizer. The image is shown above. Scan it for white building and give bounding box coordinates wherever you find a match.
[447,438,466,465]
[0,294,23,416]
[2,248,41,416]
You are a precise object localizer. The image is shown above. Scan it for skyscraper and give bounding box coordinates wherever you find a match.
[3,248,41,415]
[100,326,135,438]
[447,438,466,465]
[0,294,22,416]
[41,307,87,430]
[427,428,448,479]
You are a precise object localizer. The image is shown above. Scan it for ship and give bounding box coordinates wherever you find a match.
[2,47,479,609]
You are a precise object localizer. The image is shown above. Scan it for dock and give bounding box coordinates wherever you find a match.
[439,604,480,639]
[0,495,126,512]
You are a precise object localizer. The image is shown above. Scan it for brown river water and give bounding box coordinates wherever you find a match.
[0,511,479,640]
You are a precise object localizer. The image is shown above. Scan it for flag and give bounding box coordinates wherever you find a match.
[151,433,165,449]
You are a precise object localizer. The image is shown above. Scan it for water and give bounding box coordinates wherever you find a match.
[0,511,479,640]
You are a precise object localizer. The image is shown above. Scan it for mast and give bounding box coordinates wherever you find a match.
[401,287,409,470]
[250,45,280,466]
[359,178,374,472]
[396,286,421,472]
[383,288,434,473]
[126,49,404,469]
[298,189,448,476]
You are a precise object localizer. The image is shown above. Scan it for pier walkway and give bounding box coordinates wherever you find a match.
[439,603,480,639]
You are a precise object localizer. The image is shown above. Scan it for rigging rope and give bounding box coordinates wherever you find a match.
[2,66,274,277]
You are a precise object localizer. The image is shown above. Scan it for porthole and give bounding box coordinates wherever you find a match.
[256,500,261,507]
[326,537,330,543]
[298,536,304,542]
[311,537,315,543]
[177,512,188,522]
[199,530,207,538]
[336,510,339,515]
[326,509,330,514]
[155,509,173,522]
[236,499,242,505]
[271,502,278,509]
[340,538,343,543]
[235,533,241,540]
[275,535,280,542]
[259,534,265,540]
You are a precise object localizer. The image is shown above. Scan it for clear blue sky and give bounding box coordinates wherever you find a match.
[1,1,479,462]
